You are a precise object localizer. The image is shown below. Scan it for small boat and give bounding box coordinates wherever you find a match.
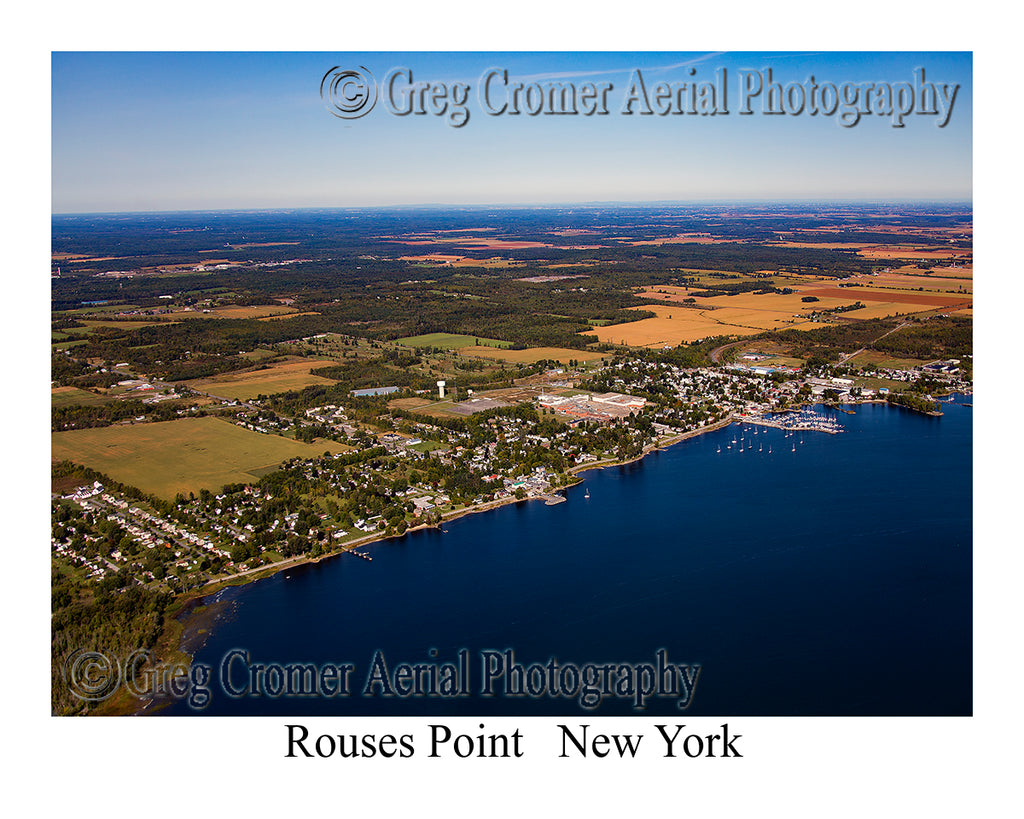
[584,489,590,499]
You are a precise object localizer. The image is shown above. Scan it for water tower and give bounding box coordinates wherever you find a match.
[437,380,446,399]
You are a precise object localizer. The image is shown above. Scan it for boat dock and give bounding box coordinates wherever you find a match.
[740,410,844,434]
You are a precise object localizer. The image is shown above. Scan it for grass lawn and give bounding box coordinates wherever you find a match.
[408,439,448,453]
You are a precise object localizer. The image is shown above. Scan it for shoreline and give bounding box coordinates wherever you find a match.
[146,414,737,692]
[193,414,738,595]
[181,393,963,601]
[129,397,962,714]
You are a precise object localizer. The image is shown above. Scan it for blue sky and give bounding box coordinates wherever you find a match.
[51,51,971,212]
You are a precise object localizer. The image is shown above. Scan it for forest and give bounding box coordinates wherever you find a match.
[53,202,923,383]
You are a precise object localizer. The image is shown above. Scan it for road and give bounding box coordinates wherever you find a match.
[708,340,746,364]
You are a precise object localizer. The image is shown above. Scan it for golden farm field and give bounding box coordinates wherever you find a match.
[582,306,762,347]
[698,307,821,331]
[853,265,973,293]
[616,276,973,348]
[457,346,604,364]
[582,299,837,348]
[185,358,337,400]
[796,286,970,308]
[52,416,352,499]
[694,291,851,313]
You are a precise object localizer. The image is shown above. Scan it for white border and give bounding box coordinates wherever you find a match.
[10,3,1017,815]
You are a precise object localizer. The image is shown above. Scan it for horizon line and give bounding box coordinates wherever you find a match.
[52,198,975,217]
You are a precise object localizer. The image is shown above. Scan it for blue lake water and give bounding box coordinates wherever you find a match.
[167,399,971,716]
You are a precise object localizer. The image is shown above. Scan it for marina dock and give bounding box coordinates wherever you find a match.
[740,410,844,434]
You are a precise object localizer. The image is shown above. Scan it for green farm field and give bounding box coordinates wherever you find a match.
[52,416,352,499]
[393,332,512,349]
[51,386,111,408]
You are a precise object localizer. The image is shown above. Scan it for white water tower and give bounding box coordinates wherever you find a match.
[437,380,446,399]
